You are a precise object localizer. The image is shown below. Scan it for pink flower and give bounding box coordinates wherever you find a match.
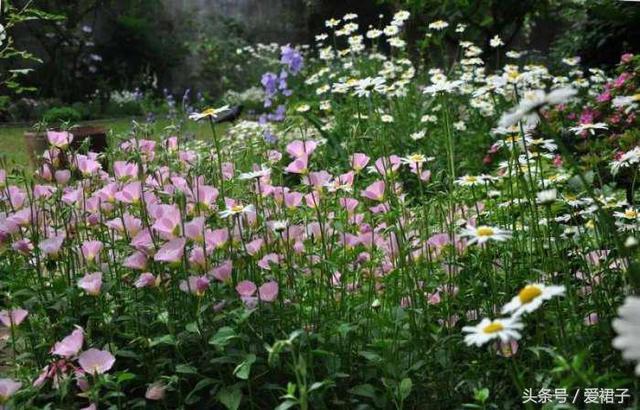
[372,156,401,175]
[145,381,167,400]
[47,131,73,148]
[154,238,186,264]
[205,229,229,250]
[77,156,102,176]
[196,185,219,210]
[614,72,631,88]
[52,327,84,358]
[113,161,138,181]
[284,192,303,209]
[258,253,280,270]
[584,312,598,326]
[33,184,55,200]
[361,180,385,201]
[350,153,370,172]
[222,162,235,180]
[245,239,263,255]
[123,251,148,271]
[304,191,320,208]
[152,205,182,239]
[38,235,65,259]
[134,272,158,288]
[284,156,308,174]
[0,378,22,402]
[210,260,232,282]
[267,150,282,162]
[179,275,210,296]
[78,348,115,375]
[236,280,257,297]
[12,239,33,255]
[621,53,634,64]
[258,281,279,302]
[78,272,102,296]
[185,217,205,242]
[0,309,28,328]
[286,140,317,158]
[596,90,611,103]
[496,340,519,357]
[114,182,142,204]
[81,240,103,264]
[552,155,563,167]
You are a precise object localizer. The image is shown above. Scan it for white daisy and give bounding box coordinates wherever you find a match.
[189,105,230,121]
[237,165,271,180]
[428,20,449,30]
[455,175,486,187]
[218,203,256,219]
[499,88,577,128]
[463,317,523,347]
[612,296,640,375]
[489,35,504,48]
[568,122,608,136]
[536,189,557,204]
[460,225,511,245]
[501,284,566,316]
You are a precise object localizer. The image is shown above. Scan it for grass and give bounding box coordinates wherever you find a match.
[0,117,219,168]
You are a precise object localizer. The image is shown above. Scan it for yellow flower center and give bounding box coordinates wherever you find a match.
[231,205,244,213]
[464,176,478,183]
[518,285,542,304]
[633,93,640,101]
[624,209,637,219]
[476,226,494,237]
[409,154,425,162]
[201,108,215,116]
[483,322,504,334]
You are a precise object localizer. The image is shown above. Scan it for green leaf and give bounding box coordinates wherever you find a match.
[150,334,176,347]
[474,387,489,403]
[399,378,412,401]
[349,383,377,400]
[209,326,237,349]
[176,364,198,375]
[358,351,382,363]
[233,354,256,380]
[275,400,298,410]
[217,386,242,410]
[115,371,136,383]
[186,378,216,404]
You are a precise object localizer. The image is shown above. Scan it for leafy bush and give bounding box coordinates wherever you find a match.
[42,106,82,124]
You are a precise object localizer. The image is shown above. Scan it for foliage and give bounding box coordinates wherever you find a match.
[42,106,82,124]
[1,8,640,410]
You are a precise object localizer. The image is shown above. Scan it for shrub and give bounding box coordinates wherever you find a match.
[42,106,83,124]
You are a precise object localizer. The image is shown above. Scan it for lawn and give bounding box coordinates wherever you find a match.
[0,118,218,168]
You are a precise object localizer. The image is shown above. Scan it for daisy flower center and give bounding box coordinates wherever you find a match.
[409,154,425,163]
[476,226,494,237]
[483,322,504,334]
[464,176,478,183]
[624,209,637,218]
[231,205,244,213]
[518,285,542,304]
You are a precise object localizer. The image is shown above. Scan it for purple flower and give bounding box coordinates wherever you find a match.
[280,44,303,74]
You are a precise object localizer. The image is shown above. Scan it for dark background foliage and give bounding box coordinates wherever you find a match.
[1,0,639,121]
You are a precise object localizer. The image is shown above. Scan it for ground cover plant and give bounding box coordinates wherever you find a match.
[1,9,640,410]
